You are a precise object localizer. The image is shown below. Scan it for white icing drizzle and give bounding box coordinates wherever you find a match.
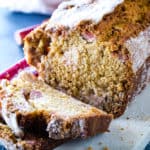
[79,119,86,134]
[47,0,124,29]
[0,80,8,88]
[125,27,150,72]
[1,100,24,138]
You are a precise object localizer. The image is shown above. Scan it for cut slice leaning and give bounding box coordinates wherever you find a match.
[0,72,112,140]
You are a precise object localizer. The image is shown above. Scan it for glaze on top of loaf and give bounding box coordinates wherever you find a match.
[47,0,124,29]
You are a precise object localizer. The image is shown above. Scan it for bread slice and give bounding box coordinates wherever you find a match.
[24,0,150,117]
[0,122,65,150]
[0,72,112,140]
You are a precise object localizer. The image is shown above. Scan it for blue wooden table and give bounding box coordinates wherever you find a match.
[0,9,149,150]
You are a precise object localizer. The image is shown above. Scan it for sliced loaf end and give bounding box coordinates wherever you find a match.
[0,72,112,140]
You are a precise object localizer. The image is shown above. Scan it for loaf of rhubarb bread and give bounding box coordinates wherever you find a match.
[24,0,150,117]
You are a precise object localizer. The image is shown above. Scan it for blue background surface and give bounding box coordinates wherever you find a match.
[0,9,49,72]
[0,8,149,150]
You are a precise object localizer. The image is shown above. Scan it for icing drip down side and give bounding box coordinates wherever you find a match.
[125,27,150,73]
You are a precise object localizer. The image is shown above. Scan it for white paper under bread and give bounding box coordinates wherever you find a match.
[55,85,150,150]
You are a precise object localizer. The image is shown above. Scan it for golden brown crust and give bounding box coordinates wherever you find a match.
[17,112,112,140]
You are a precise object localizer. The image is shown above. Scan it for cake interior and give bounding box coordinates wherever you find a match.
[1,72,105,118]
